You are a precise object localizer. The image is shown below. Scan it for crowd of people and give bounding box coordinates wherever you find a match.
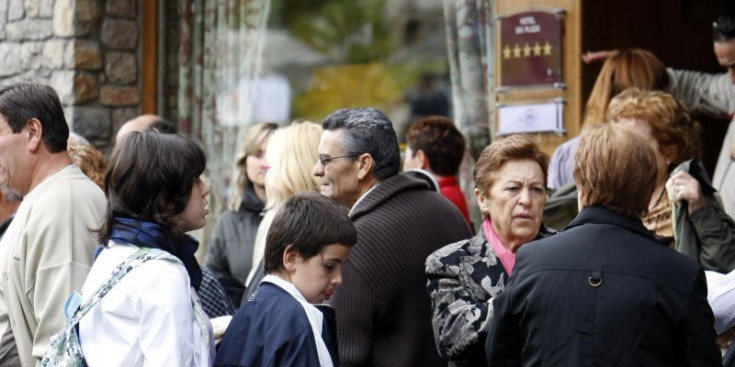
[2,12,735,367]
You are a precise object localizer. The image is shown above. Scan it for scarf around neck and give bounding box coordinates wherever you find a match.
[108,216,203,291]
[483,218,516,276]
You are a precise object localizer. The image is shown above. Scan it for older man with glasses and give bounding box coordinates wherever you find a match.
[313,107,471,367]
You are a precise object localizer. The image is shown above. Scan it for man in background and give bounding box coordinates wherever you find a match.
[115,114,176,144]
[404,115,470,225]
[667,14,735,219]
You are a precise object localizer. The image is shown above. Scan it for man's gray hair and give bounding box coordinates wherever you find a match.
[322,108,400,180]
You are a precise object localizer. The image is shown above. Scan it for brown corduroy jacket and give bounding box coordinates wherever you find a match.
[329,173,472,367]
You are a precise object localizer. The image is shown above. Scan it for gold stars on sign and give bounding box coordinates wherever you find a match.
[503,42,554,60]
[543,41,552,55]
[513,44,522,58]
[503,45,512,59]
[523,43,531,57]
[533,42,542,56]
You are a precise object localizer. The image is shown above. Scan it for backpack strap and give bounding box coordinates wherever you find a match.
[190,290,210,348]
[70,247,180,326]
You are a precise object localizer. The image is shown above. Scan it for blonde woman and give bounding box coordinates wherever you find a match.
[244,121,323,291]
[205,122,278,288]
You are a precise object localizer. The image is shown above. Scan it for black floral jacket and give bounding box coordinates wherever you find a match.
[425,225,556,366]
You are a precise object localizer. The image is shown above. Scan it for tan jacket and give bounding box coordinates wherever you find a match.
[0,166,105,367]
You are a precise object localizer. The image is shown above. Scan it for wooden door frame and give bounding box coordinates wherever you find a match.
[141,0,157,114]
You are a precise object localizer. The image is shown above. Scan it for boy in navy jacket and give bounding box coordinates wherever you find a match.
[215,192,356,367]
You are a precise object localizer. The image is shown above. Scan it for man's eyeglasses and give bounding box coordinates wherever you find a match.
[318,154,358,167]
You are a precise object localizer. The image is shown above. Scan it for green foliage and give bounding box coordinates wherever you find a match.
[274,0,392,63]
[270,0,450,122]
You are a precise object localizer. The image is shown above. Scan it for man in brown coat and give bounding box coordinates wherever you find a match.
[313,107,471,367]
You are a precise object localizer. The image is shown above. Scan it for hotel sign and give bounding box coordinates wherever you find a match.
[498,10,563,87]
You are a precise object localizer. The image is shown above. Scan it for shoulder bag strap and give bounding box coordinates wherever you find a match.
[69,247,181,326]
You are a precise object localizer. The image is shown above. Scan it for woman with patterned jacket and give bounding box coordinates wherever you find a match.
[425,135,555,367]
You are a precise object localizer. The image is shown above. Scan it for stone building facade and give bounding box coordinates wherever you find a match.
[0,0,142,150]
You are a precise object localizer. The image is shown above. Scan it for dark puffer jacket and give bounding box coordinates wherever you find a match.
[204,185,264,283]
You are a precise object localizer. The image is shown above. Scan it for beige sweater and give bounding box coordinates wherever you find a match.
[0,166,105,367]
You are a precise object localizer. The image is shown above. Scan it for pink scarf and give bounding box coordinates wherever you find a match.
[483,219,516,276]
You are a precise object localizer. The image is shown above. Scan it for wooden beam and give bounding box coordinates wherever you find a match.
[141,0,157,114]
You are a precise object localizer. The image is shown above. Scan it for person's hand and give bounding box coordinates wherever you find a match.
[670,171,705,214]
[581,50,617,64]
[717,326,735,348]
[730,140,735,160]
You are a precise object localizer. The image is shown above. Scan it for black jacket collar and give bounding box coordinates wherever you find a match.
[567,206,656,241]
[350,174,428,221]
[239,184,265,214]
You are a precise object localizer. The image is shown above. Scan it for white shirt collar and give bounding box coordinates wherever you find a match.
[261,275,334,366]
[349,183,379,215]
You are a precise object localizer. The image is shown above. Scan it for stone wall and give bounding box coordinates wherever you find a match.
[0,0,143,151]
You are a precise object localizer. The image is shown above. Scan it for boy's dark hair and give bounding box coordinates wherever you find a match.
[0,82,69,153]
[97,131,206,244]
[405,115,465,176]
[264,192,357,273]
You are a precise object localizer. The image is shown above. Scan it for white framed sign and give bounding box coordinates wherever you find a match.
[497,100,563,135]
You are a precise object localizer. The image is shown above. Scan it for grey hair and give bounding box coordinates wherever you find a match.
[321,107,400,180]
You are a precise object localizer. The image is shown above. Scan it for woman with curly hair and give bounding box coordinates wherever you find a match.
[67,144,106,190]
[610,88,735,273]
